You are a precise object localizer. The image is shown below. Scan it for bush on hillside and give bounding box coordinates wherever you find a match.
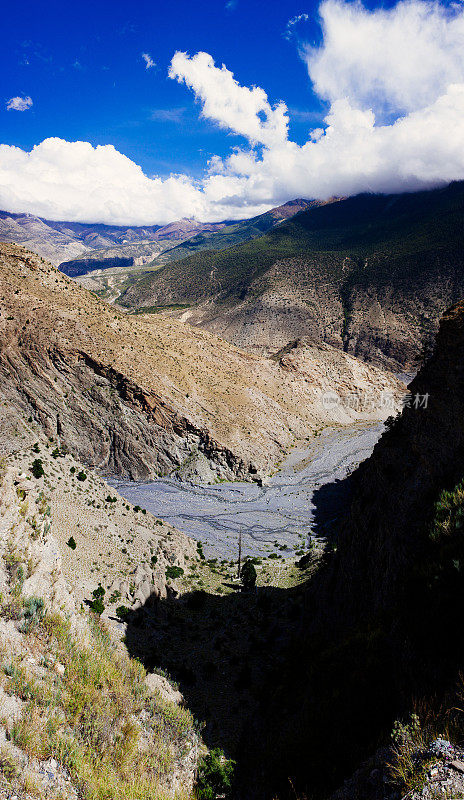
[30,459,44,479]
[196,748,235,800]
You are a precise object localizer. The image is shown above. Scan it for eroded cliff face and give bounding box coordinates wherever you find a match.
[332,299,464,622]
[135,250,464,371]
[247,300,464,800]
[0,242,402,481]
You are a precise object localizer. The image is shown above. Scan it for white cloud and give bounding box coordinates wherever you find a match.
[285,13,309,40]
[168,51,289,148]
[6,96,33,111]
[0,139,213,225]
[1,0,464,225]
[305,0,464,117]
[151,107,185,122]
[142,52,155,70]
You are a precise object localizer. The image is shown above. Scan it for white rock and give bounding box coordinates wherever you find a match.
[145,673,183,705]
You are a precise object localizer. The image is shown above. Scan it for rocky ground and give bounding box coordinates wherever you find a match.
[0,407,197,624]
[331,739,464,800]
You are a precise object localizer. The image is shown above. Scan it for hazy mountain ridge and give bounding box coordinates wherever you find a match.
[0,210,227,267]
[57,199,315,303]
[146,198,317,268]
[119,181,464,371]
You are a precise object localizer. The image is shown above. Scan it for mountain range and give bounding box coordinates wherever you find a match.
[0,209,227,266]
[119,181,464,371]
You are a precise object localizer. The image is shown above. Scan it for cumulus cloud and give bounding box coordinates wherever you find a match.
[0,139,214,225]
[6,96,33,111]
[142,52,155,70]
[169,51,289,147]
[305,0,464,116]
[1,0,464,224]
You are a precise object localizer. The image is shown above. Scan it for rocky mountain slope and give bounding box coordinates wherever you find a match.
[0,425,201,799]
[0,210,226,267]
[119,182,464,371]
[333,296,464,625]
[0,242,402,483]
[254,298,464,800]
[143,198,316,268]
[58,199,315,303]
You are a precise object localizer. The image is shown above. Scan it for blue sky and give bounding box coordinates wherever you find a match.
[1,0,329,178]
[1,0,463,224]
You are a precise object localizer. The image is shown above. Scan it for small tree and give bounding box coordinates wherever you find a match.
[241,559,257,591]
[85,584,105,615]
[31,459,44,479]
[196,748,235,800]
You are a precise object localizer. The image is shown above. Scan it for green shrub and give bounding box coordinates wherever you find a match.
[430,478,464,542]
[31,459,44,479]
[0,748,19,780]
[116,606,131,620]
[85,584,105,615]
[241,559,257,591]
[21,596,45,632]
[76,471,87,482]
[165,565,184,580]
[196,748,235,800]
[166,566,184,580]
[67,536,77,550]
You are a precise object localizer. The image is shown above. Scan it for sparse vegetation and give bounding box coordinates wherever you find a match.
[116,605,131,620]
[166,565,184,580]
[241,559,257,591]
[31,458,44,479]
[85,584,105,615]
[2,610,198,800]
[196,748,235,800]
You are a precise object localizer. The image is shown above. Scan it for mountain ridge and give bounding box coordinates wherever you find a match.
[0,241,401,484]
[0,209,228,266]
[118,181,464,371]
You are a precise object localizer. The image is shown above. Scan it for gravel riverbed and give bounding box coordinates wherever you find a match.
[109,422,384,560]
